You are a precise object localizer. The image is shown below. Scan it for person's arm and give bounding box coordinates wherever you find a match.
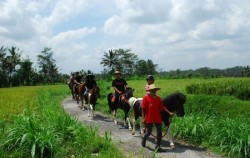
[162,104,175,117]
[113,87,122,94]
[141,108,146,123]
[166,109,175,117]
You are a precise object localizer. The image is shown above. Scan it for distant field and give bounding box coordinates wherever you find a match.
[0,85,67,121]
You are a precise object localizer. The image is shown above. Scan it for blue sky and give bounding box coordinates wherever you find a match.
[1,0,250,74]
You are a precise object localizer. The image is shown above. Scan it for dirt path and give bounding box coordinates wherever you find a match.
[62,97,224,158]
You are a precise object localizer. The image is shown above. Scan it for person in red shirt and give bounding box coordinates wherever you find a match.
[141,84,175,152]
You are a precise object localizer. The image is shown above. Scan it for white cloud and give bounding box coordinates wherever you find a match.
[0,0,250,74]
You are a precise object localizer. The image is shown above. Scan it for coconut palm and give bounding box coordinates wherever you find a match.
[100,49,119,74]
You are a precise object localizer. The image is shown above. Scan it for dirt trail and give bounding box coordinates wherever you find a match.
[62,97,224,158]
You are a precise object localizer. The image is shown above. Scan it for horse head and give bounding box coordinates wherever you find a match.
[162,92,186,117]
[119,87,134,109]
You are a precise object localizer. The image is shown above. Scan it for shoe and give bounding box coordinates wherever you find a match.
[141,139,146,147]
[155,146,165,152]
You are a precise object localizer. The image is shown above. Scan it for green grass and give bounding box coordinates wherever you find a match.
[96,77,250,158]
[0,86,125,158]
[1,77,249,158]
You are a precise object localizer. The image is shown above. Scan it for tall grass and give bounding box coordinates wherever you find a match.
[0,86,125,158]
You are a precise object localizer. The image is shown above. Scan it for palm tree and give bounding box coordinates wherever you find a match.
[6,47,21,87]
[100,49,119,74]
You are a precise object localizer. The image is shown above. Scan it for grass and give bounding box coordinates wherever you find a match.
[0,85,125,158]
[0,77,249,158]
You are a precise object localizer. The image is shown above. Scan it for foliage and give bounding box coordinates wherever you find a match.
[37,47,59,85]
[0,85,125,158]
[186,78,250,100]
[100,49,139,76]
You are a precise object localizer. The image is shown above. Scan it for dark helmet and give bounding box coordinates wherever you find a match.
[146,75,154,81]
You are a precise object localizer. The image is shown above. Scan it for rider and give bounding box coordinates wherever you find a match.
[84,74,97,102]
[73,71,82,92]
[112,71,128,104]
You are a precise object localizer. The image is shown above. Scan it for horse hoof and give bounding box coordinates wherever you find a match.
[114,120,117,124]
[129,127,132,131]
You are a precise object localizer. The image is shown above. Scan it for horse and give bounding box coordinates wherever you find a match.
[86,86,100,117]
[67,81,75,100]
[76,83,86,109]
[128,92,186,148]
[107,87,134,129]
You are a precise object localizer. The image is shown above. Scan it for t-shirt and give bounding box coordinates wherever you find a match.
[85,80,97,89]
[112,78,127,91]
[141,95,166,123]
[74,75,82,83]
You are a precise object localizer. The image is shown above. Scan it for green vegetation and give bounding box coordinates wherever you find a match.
[96,77,250,158]
[0,77,249,158]
[186,78,250,100]
[0,86,124,158]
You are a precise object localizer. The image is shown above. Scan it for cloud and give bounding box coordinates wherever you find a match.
[0,0,250,74]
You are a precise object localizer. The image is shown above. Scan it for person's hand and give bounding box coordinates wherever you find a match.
[169,112,175,117]
[142,117,146,123]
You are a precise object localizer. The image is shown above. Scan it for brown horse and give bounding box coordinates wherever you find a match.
[76,83,86,109]
[86,86,100,117]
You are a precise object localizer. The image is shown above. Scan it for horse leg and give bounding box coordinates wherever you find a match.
[167,126,175,148]
[139,118,145,134]
[130,108,135,134]
[112,110,117,124]
[87,94,92,117]
[126,116,132,130]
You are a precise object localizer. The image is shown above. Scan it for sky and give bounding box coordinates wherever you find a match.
[1,0,250,74]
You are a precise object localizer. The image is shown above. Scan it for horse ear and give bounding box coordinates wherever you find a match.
[132,89,135,92]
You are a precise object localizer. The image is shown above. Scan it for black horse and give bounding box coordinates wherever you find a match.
[128,92,186,147]
[107,87,134,128]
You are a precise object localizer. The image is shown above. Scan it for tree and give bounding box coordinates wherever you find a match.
[0,46,8,87]
[115,49,138,76]
[37,47,59,84]
[6,47,22,87]
[134,59,157,76]
[16,58,34,86]
[146,59,157,75]
[100,49,119,74]
[100,48,138,76]
[134,60,148,76]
